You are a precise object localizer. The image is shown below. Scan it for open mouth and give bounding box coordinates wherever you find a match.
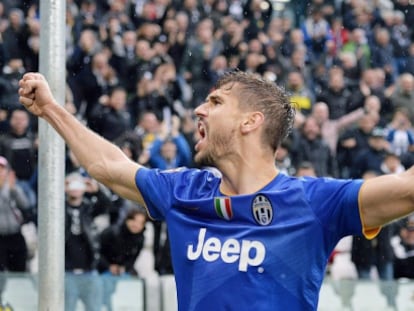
[195,120,207,151]
[198,121,206,138]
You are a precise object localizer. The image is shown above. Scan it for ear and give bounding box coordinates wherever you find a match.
[240,111,264,134]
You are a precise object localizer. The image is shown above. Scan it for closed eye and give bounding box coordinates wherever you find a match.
[209,95,222,106]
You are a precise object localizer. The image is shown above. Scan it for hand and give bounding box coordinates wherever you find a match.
[84,177,99,193]
[18,73,57,117]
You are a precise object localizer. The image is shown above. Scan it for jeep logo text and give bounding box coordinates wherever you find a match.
[187,228,266,272]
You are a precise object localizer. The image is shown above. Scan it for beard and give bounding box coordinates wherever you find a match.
[194,127,235,167]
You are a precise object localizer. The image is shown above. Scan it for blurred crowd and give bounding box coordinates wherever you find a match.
[0,0,414,309]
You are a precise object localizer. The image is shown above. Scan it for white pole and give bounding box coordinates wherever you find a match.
[37,0,66,310]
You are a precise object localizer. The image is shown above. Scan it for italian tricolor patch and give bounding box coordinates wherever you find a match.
[214,197,233,220]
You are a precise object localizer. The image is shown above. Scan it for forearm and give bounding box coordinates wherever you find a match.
[360,167,414,228]
[19,73,144,203]
[42,103,129,183]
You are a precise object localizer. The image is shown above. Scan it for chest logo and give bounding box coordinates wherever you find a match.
[214,197,233,220]
[252,195,273,226]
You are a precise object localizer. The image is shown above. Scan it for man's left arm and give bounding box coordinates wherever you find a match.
[359,166,414,229]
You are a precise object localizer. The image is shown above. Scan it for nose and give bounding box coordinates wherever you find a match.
[194,102,207,117]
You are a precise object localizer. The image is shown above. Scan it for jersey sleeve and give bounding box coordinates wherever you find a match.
[305,177,365,240]
[135,167,220,220]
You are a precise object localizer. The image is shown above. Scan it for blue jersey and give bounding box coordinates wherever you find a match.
[136,168,364,311]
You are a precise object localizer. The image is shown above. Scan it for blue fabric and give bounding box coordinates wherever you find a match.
[64,271,103,311]
[136,168,364,311]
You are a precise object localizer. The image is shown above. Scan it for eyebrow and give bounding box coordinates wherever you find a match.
[206,94,221,103]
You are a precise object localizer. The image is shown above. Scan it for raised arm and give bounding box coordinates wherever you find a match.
[18,72,145,205]
[359,166,414,229]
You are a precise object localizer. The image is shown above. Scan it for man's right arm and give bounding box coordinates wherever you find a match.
[18,72,145,205]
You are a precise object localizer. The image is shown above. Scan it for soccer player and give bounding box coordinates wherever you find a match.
[18,71,414,310]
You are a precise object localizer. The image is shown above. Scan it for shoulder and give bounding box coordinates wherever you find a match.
[139,166,220,181]
[278,174,362,196]
[137,166,221,196]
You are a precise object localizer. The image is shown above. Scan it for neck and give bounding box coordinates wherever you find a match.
[217,152,278,196]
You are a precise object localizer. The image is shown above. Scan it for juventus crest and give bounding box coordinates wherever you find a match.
[252,195,273,226]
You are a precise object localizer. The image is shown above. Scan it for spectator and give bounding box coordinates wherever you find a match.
[1,8,29,61]
[89,86,131,142]
[394,0,414,28]
[316,67,352,120]
[110,29,137,94]
[72,0,101,42]
[127,63,183,124]
[70,51,119,123]
[280,27,307,61]
[380,151,406,175]
[242,0,272,41]
[386,107,414,156]
[130,1,160,28]
[300,4,333,62]
[350,127,391,178]
[389,72,414,123]
[275,141,296,176]
[348,68,392,119]
[337,112,380,178]
[242,52,267,76]
[0,108,37,212]
[290,116,337,177]
[147,116,192,170]
[181,0,203,34]
[66,28,101,78]
[329,16,350,59]
[363,94,386,127]
[342,28,371,71]
[286,70,315,116]
[391,213,414,279]
[162,13,189,70]
[0,156,30,307]
[64,172,113,311]
[209,55,231,86]
[370,27,396,86]
[24,22,40,72]
[0,58,26,111]
[179,18,223,108]
[100,0,132,31]
[151,63,185,120]
[286,46,314,90]
[220,16,247,69]
[389,10,411,75]
[132,110,161,153]
[310,101,368,156]
[98,207,147,311]
[132,38,158,84]
[337,51,361,88]
[152,34,175,69]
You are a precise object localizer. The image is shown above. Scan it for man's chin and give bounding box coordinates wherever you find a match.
[194,152,215,168]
